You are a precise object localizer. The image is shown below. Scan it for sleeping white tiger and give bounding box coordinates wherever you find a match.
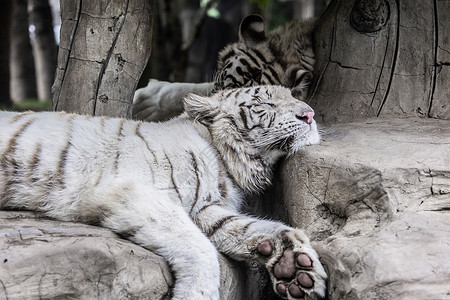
[133,15,315,122]
[0,85,326,300]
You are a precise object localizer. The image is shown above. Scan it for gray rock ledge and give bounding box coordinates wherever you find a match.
[271,117,450,299]
[0,211,246,299]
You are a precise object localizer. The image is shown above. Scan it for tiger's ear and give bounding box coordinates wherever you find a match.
[183,93,220,125]
[239,15,266,45]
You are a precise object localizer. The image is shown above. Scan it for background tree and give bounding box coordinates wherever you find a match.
[142,0,222,84]
[10,0,37,103]
[0,0,13,107]
[28,0,57,101]
[52,0,153,118]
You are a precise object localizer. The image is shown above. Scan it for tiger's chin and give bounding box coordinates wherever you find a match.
[287,122,321,155]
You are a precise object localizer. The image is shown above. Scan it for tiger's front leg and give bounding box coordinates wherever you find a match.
[193,205,327,300]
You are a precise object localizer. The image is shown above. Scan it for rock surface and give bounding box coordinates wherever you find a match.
[266,117,450,299]
[0,211,246,300]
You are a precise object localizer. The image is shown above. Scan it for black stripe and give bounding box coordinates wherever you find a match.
[221,61,233,72]
[165,152,182,202]
[243,51,260,67]
[252,95,262,103]
[263,72,277,85]
[223,116,239,130]
[9,111,33,124]
[220,48,236,64]
[30,143,42,182]
[188,151,201,215]
[136,122,158,164]
[223,90,233,98]
[301,61,314,72]
[1,162,19,206]
[195,199,222,217]
[224,74,239,87]
[56,140,70,187]
[205,215,241,237]
[81,204,113,226]
[240,220,257,236]
[100,116,108,132]
[239,58,250,67]
[218,177,228,200]
[114,119,125,173]
[1,117,35,203]
[268,113,276,128]
[2,118,35,158]
[116,226,142,239]
[250,48,268,65]
[239,107,249,130]
[93,168,103,187]
[135,120,142,133]
[55,114,77,187]
[267,65,282,84]
[118,118,125,135]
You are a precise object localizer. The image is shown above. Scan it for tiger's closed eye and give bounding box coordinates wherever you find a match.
[248,105,276,128]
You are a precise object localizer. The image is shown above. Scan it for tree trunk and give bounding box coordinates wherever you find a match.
[0,0,12,107]
[10,0,37,103]
[53,0,153,118]
[294,0,327,20]
[310,0,450,123]
[28,0,57,101]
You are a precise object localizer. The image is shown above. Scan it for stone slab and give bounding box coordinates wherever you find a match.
[0,211,246,300]
[271,117,450,299]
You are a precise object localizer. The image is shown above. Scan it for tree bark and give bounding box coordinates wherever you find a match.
[0,0,12,107]
[10,0,37,103]
[53,0,153,118]
[309,0,450,123]
[28,0,57,101]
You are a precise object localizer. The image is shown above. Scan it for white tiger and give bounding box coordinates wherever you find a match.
[0,85,326,300]
[133,15,315,122]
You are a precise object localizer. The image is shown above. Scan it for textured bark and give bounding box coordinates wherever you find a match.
[0,0,12,106]
[10,0,37,103]
[52,0,153,118]
[309,0,450,123]
[28,0,57,101]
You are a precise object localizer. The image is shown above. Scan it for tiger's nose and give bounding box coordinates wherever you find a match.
[296,111,315,124]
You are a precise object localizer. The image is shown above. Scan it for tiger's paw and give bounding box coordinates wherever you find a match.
[259,229,327,299]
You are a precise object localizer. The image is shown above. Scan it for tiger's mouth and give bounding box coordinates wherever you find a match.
[280,135,296,152]
[283,124,321,154]
[263,123,319,154]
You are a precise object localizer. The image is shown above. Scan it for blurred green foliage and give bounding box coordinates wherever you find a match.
[251,0,270,10]
[0,99,52,112]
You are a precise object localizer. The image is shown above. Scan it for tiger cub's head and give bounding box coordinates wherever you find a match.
[213,15,316,101]
[184,85,320,157]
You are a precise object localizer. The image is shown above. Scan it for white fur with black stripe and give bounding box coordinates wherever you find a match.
[214,15,316,100]
[1,85,326,300]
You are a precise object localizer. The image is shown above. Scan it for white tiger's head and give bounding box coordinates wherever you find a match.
[184,85,320,157]
[214,15,316,100]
